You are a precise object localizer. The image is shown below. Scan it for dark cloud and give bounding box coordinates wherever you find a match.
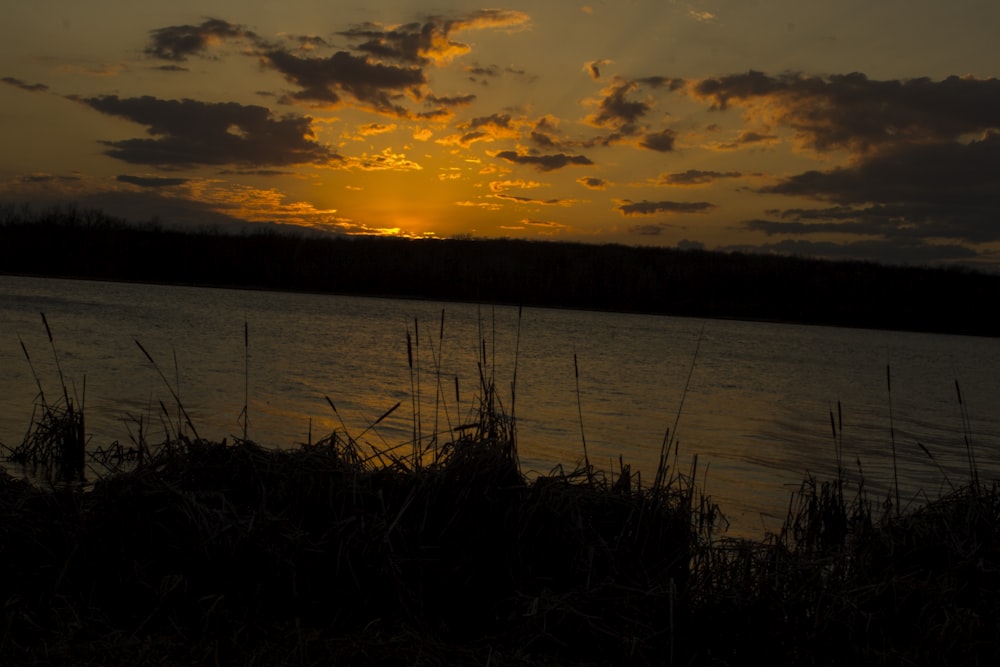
[450,131,489,146]
[577,177,608,190]
[688,71,1000,154]
[116,175,189,188]
[466,64,499,79]
[340,10,528,65]
[588,80,651,133]
[426,93,476,106]
[756,132,1000,243]
[528,116,565,149]
[637,76,684,91]
[145,18,254,61]
[469,113,513,130]
[2,77,49,93]
[415,108,452,120]
[712,129,780,150]
[747,203,1000,245]
[494,193,574,206]
[495,151,593,171]
[640,129,677,152]
[660,169,742,186]
[677,71,1000,252]
[77,95,338,168]
[531,131,559,149]
[585,77,683,147]
[764,133,1000,205]
[263,48,424,114]
[618,200,715,216]
[341,21,446,65]
[141,11,523,117]
[444,113,521,144]
[584,59,610,80]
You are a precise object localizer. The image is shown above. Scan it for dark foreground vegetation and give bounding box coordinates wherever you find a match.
[2,204,999,337]
[3,354,999,665]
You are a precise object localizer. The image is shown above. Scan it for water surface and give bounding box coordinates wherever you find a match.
[2,275,998,538]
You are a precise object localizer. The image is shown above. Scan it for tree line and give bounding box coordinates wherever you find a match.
[1,204,997,337]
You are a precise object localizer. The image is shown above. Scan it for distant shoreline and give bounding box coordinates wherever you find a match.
[3,206,999,338]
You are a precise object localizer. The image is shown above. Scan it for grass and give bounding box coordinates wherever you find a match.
[1,317,998,665]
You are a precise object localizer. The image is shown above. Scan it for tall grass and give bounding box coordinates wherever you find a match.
[3,314,86,484]
[1,317,998,665]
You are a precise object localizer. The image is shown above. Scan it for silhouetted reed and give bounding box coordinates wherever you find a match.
[1,318,997,665]
[3,315,85,484]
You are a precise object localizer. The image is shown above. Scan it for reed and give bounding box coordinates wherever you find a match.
[2,321,998,665]
[4,313,86,484]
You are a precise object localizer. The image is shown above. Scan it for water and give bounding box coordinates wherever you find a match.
[2,274,998,538]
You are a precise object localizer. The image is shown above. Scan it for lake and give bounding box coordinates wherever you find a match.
[1,274,998,538]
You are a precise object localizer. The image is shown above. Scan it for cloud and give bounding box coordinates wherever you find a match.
[341,148,422,171]
[755,132,1000,243]
[2,76,49,93]
[527,115,570,150]
[686,71,1000,154]
[763,133,1000,205]
[436,130,491,147]
[76,95,338,167]
[490,179,542,193]
[640,129,677,152]
[281,34,331,51]
[426,93,476,107]
[145,18,255,61]
[665,70,1000,254]
[494,193,578,206]
[586,76,684,133]
[577,177,609,190]
[584,59,611,80]
[437,112,532,147]
[141,12,525,117]
[709,129,780,151]
[356,123,397,136]
[468,113,516,131]
[495,150,593,171]
[340,10,529,66]
[263,49,425,115]
[658,169,742,186]
[617,200,715,216]
[116,175,189,188]
[521,218,569,229]
[454,199,502,210]
[586,80,652,133]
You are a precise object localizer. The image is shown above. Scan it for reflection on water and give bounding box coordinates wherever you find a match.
[1,274,998,538]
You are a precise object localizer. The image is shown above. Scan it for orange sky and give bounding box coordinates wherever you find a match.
[3,1,1000,268]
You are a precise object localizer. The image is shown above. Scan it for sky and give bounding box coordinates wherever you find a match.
[2,0,1000,269]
